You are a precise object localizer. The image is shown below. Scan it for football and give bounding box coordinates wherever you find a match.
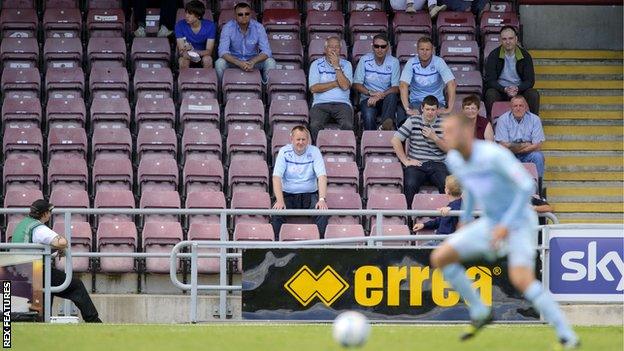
[332,311,371,348]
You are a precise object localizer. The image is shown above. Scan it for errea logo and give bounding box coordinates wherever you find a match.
[284,266,349,307]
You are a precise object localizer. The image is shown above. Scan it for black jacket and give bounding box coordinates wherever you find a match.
[484,45,535,94]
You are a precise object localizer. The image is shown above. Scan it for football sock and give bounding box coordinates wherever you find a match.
[442,263,490,320]
[524,281,577,341]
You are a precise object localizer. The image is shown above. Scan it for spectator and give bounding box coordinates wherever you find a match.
[495,95,545,180]
[461,94,494,141]
[352,34,400,131]
[397,37,456,127]
[308,36,354,141]
[133,0,177,38]
[175,1,216,69]
[271,126,329,239]
[390,0,447,18]
[441,0,489,16]
[532,194,553,226]
[484,25,540,116]
[413,175,462,234]
[215,2,276,83]
[12,199,102,323]
[391,95,449,208]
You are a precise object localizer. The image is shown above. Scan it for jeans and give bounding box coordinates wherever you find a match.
[485,88,541,116]
[516,151,545,178]
[359,93,399,130]
[271,192,328,240]
[309,103,354,141]
[215,57,277,84]
[404,161,449,208]
[51,267,101,322]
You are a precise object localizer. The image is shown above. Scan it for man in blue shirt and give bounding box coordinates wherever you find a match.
[495,95,546,179]
[175,1,216,69]
[353,34,400,131]
[308,36,354,141]
[215,2,276,83]
[397,37,456,127]
[272,126,328,239]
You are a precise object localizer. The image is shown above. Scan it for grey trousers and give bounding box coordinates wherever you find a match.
[309,102,354,141]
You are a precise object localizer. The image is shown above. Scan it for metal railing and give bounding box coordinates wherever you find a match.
[0,207,559,323]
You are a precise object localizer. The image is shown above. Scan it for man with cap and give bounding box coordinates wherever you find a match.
[12,199,102,323]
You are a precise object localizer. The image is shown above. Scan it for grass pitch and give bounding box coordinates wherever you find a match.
[12,323,622,351]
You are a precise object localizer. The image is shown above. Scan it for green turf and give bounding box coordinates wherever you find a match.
[11,324,623,351]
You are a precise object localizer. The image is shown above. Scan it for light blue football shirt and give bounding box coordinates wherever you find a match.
[273,144,327,194]
[308,57,353,106]
[353,53,400,102]
[400,55,455,106]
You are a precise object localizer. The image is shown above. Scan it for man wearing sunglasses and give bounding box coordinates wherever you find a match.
[216,2,276,83]
[353,34,400,130]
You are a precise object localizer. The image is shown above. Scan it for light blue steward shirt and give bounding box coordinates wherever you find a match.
[353,53,400,102]
[218,19,272,61]
[308,57,353,106]
[494,111,545,144]
[273,144,327,194]
[400,55,455,105]
[445,140,535,228]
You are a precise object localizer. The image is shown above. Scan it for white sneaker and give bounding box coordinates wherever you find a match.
[429,4,447,18]
[157,25,172,38]
[134,25,146,38]
[405,3,416,12]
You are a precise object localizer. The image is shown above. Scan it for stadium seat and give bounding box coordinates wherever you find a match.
[411,193,449,235]
[268,100,309,131]
[137,158,179,194]
[483,41,500,64]
[1,67,40,99]
[279,224,320,241]
[262,9,300,40]
[135,97,176,128]
[326,191,362,225]
[366,192,408,228]
[3,188,43,224]
[49,188,89,223]
[269,39,304,68]
[131,37,171,69]
[89,66,129,100]
[351,39,373,65]
[43,8,82,38]
[230,190,271,225]
[226,129,267,163]
[234,223,274,241]
[348,10,388,42]
[87,37,126,68]
[360,130,398,165]
[395,40,424,64]
[369,224,411,245]
[45,98,86,129]
[1,97,42,125]
[0,8,38,38]
[325,161,359,193]
[1,0,35,8]
[45,0,80,8]
[52,221,91,272]
[348,0,383,12]
[363,161,403,196]
[140,190,181,224]
[2,156,43,194]
[45,67,85,100]
[180,97,220,129]
[142,221,184,273]
[92,158,133,191]
[90,97,131,129]
[305,0,341,11]
[217,8,257,30]
[305,10,344,41]
[436,12,476,38]
[392,11,432,41]
[177,68,218,100]
[522,163,539,184]
[262,0,296,10]
[185,190,226,226]
[136,126,177,162]
[316,130,357,162]
[490,101,509,123]
[88,0,122,8]
[181,125,222,162]
[490,1,514,12]
[0,37,39,71]
[224,98,265,133]
[228,159,269,196]
[47,126,88,160]
[183,159,224,196]
[47,157,88,192]
[271,129,291,162]
[221,69,262,101]
[94,189,135,224]
[324,224,366,241]
[86,8,125,38]
[455,71,483,95]
[308,38,348,62]
[97,221,137,273]
[480,12,519,41]
[2,124,43,159]
[43,37,83,70]
[133,67,173,101]
[186,222,222,273]
[267,69,307,101]
[440,40,480,70]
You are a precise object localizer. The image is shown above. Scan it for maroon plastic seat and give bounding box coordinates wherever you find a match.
[263,0,296,9]
[395,40,424,64]
[226,129,267,163]
[97,221,137,273]
[1,97,42,125]
[324,224,365,240]
[1,67,40,99]
[360,130,398,165]
[185,190,226,225]
[268,100,309,130]
[180,97,220,129]
[363,161,403,196]
[43,38,82,70]
[349,10,388,42]
[490,101,509,123]
[94,189,135,224]
[138,157,179,194]
[43,8,82,38]
[351,40,373,65]
[142,221,184,273]
[305,0,341,11]
[90,97,131,128]
[47,126,88,160]
[221,68,262,100]
[440,40,480,69]
[89,66,129,100]
[45,0,80,8]
[490,1,513,12]
[2,156,43,194]
[133,67,173,100]
[270,129,291,161]
[349,0,383,11]
[308,38,348,62]
[45,98,86,128]
[135,97,176,128]
[263,9,300,39]
[136,126,177,162]
[2,124,43,159]
[48,157,88,192]
[366,191,408,228]
[224,98,265,132]
[480,12,519,40]
[234,223,274,241]
[325,161,359,193]
[279,224,320,241]
[88,0,122,9]
[392,11,432,41]
[52,221,91,272]
[131,37,171,69]
[140,190,181,222]
[177,68,218,100]
[182,125,222,162]
[92,157,133,191]
[436,11,476,38]
[455,71,483,95]
[86,8,125,37]
[3,188,43,224]
[183,159,224,196]
[49,188,89,222]
[369,224,411,245]
[228,159,269,196]
[267,69,307,101]
[45,67,85,100]
[2,0,35,8]
[230,190,271,225]
[411,193,450,235]
[269,39,304,69]
[326,191,362,225]
[87,37,126,68]
[0,8,38,38]
[217,8,257,30]
[305,10,344,42]
[523,163,539,184]
[0,37,38,70]
[316,129,357,162]
[186,222,222,273]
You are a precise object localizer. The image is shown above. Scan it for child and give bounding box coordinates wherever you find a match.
[413,175,462,234]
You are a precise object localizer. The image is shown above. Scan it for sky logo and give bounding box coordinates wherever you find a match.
[549,237,624,296]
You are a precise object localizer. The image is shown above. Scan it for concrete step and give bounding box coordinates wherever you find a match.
[540,110,623,120]
[548,185,623,197]
[545,155,623,172]
[545,171,624,182]
[557,213,624,224]
[535,80,623,89]
[553,202,623,213]
[529,50,624,60]
[535,65,623,75]
[542,119,623,126]
[541,95,623,105]
[539,89,623,96]
[543,125,622,136]
[543,140,623,151]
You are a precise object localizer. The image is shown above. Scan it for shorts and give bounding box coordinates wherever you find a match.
[446,213,538,268]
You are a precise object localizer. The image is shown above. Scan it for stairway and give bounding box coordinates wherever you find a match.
[531,50,624,224]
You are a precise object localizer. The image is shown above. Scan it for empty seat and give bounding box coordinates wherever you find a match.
[87,37,126,68]
[2,156,43,194]
[97,221,137,273]
[326,191,362,225]
[140,190,181,224]
[308,38,348,62]
[142,221,184,273]
[234,223,274,240]
[262,9,300,39]
[52,221,91,272]
[183,159,224,195]
[92,157,133,191]
[348,0,383,11]
[221,68,262,100]
[131,37,171,69]
[305,10,344,41]
[224,98,265,132]
[267,69,307,101]
[226,129,267,163]
[348,10,388,42]
[366,192,408,228]
[268,100,309,130]
[305,0,340,11]
[440,40,479,69]
[177,68,218,100]
[45,0,80,8]
[230,190,271,225]
[369,224,411,245]
[360,130,398,165]
[392,12,432,41]
[186,221,221,273]
[185,190,226,225]
[269,39,304,68]
[455,71,483,95]
[263,0,296,9]
[48,157,88,192]
[3,189,43,224]
[411,193,451,234]
[87,8,125,37]
[0,8,38,38]
[363,161,403,196]
[138,158,179,194]
[88,0,122,9]
[480,12,519,40]
[94,189,135,224]
[45,98,86,128]
[2,124,43,159]
[45,67,85,99]
[1,67,40,99]
[436,11,476,38]
[1,97,42,125]
[136,126,177,162]
[182,125,222,162]
[47,126,88,160]
[483,41,500,64]
[43,38,83,70]
[228,159,269,196]
[0,38,38,70]
[43,8,82,38]
[1,0,35,8]
[316,129,357,162]
[325,161,359,193]
[49,188,89,222]
[90,97,131,128]
[89,66,129,100]
[279,224,320,241]
[180,97,220,129]
[135,97,176,128]
[324,224,366,240]
[133,67,174,100]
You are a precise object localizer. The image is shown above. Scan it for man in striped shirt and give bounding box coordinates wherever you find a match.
[391,95,450,208]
